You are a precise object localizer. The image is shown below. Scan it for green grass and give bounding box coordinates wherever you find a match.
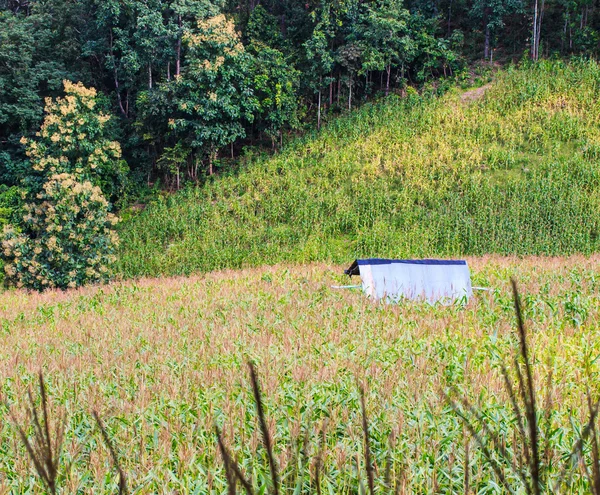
[118,59,600,278]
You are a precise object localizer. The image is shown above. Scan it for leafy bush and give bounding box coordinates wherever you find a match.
[0,184,22,228]
[1,81,120,290]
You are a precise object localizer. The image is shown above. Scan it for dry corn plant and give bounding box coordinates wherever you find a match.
[8,275,600,493]
[5,372,65,495]
[447,279,600,494]
[215,362,384,495]
[5,372,127,494]
[93,410,128,495]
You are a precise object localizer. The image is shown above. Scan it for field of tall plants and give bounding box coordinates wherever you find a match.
[119,59,600,278]
[1,256,600,492]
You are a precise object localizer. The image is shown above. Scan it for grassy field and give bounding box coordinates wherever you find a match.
[118,59,600,278]
[1,256,600,492]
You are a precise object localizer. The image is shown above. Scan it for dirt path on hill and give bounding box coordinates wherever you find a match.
[460,83,492,103]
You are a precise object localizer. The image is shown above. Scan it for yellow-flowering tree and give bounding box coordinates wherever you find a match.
[19,80,128,200]
[1,81,121,290]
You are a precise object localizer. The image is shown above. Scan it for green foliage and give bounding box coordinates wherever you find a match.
[0,7,71,185]
[1,81,120,290]
[0,8,73,134]
[358,0,414,75]
[4,0,600,208]
[245,4,284,48]
[249,41,301,143]
[0,185,22,228]
[118,60,600,277]
[174,14,256,168]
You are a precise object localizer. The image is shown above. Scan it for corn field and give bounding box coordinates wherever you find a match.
[2,256,600,492]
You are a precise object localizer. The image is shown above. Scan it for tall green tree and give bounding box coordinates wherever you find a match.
[469,0,525,60]
[303,2,335,128]
[168,14,256,175]
[0,7,72,184]
[358,0,415,95]
[249,42,300,147]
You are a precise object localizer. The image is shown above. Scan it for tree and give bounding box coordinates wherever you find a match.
[245,4,285,48]
[0,7,72,185]
[249,42,300,147]
[1,81,121,290]
[358,0,414,95]
[304,3,335,128]
[469,0,525,60]
[168,14,256,175]
[532,0,545,60]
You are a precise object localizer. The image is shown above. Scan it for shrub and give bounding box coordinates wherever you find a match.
[18,80,128,200]
[1,81,121,290]
[2,173,118,290]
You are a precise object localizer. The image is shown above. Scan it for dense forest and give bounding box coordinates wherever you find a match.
[2,0,600,197]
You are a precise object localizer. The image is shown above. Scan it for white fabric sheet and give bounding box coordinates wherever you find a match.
[357,259,472,304]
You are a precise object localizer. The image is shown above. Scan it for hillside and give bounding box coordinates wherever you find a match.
[118,60,600,278]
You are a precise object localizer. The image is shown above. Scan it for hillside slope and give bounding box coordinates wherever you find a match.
[119,60,600,277]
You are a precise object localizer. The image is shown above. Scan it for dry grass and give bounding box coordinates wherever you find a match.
[1,255,600,492]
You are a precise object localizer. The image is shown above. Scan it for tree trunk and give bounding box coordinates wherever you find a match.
[176,15,182,76]
[483,6,491,60]
[562,8,568,53]
[570,24,573,50]
[586,5,589,28]
[532,0,538,60]
[386,65,391,96]
[208,147,216,175]
[348,76,352,110]
[317,87,322,130]
[147,146,152,186]
[194,153,200,180]
[329,77,333,106]
[532,0,545,61]
[187,152,193,181]
[109,30,127,117]
[114,71,126,117]
[539,0,545,58]
[167,61,171,81]
[447,0,453,37]
[149,64,152,89]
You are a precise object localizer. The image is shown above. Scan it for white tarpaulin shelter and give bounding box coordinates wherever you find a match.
[345,259,473,304]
